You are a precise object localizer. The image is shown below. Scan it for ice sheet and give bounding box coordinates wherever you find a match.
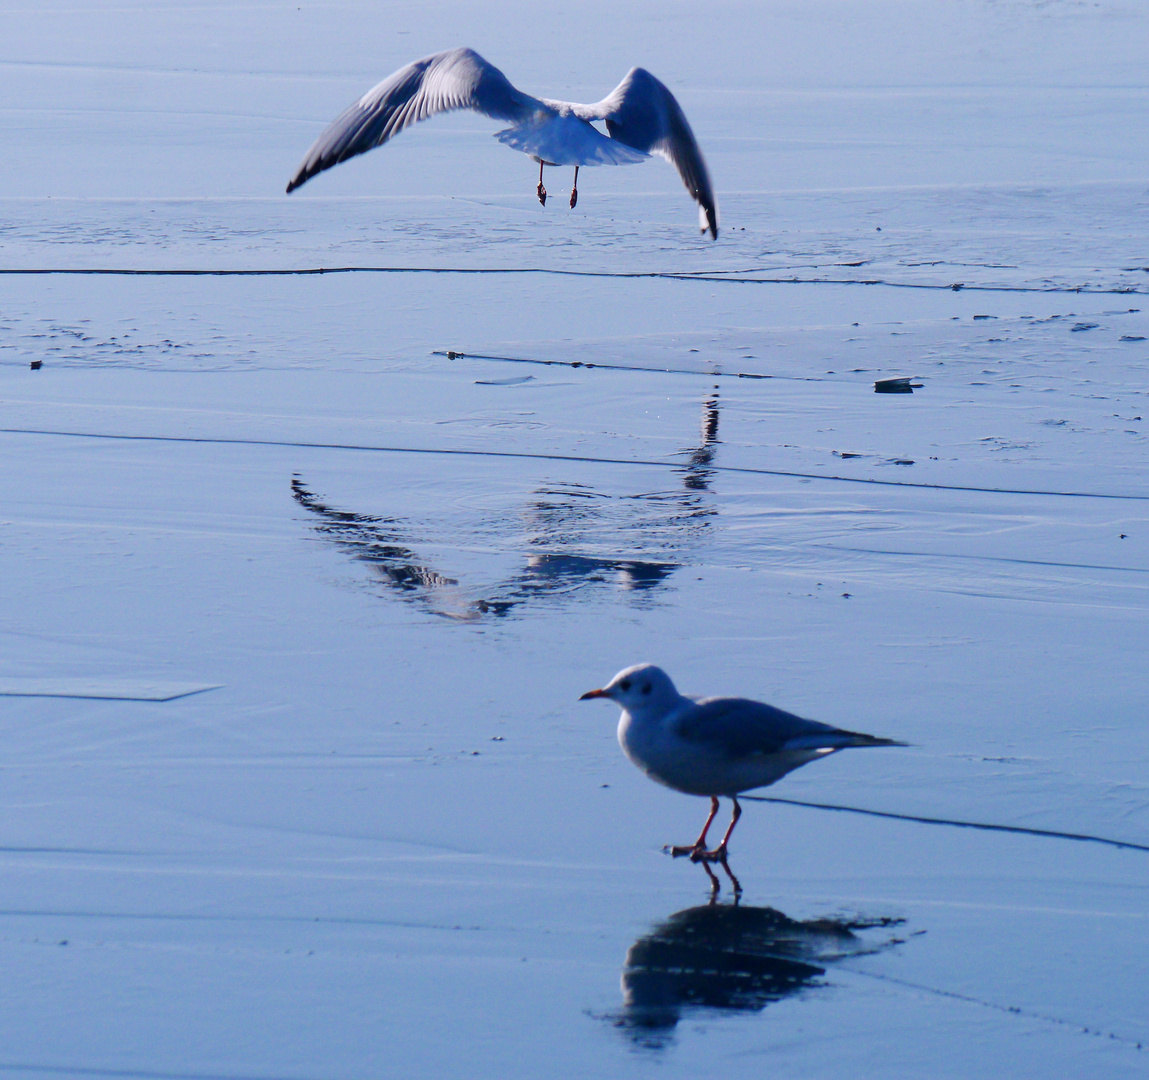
[2,2,1148,1078]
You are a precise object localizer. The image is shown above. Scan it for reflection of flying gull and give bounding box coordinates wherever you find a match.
[581,664,905,862]
[290,476,680,621]
[286,47,718,237]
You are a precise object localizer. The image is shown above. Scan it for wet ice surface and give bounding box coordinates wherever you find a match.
[3,1,1149,1077]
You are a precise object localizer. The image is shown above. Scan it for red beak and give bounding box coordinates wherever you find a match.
[579,688,609,700]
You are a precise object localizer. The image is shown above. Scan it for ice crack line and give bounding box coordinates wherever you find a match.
[3,428,1148,502]
[813,543,1149,575]
[837,966,1146,1050]
[433,349,816,381]
[0,267,1143,295]
[743,796,1149,853]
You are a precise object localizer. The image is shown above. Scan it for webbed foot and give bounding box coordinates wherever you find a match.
[690,843,730,863]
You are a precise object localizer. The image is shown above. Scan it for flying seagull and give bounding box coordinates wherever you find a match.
[580,664,905,862]
[286,48,718,238]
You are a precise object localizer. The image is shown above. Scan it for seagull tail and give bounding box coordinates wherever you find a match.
[786,730,909,751]
[840,731,909,748]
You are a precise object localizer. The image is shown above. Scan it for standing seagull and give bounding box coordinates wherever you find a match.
[286,48,718,238]
[580,664,905,862]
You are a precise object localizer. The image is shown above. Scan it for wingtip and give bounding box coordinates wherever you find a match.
[286,163,318,194]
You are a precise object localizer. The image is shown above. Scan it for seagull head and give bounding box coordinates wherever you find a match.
[579,663,682,716]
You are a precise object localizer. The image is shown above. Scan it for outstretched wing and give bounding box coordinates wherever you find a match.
[287,48,537,193]
[578,68,718,238]
[675,697,903,758]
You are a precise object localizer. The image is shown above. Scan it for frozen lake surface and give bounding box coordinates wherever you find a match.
[2,2,1148,1077]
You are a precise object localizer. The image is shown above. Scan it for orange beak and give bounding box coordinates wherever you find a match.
[579,688,609,700]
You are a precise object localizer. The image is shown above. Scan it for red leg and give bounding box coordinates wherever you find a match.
[668,796,720,858]
[569,166,579,209]
[699,858,721,896]
[717,852,742,896]
[536,161,547,206]
[695,797,742,862]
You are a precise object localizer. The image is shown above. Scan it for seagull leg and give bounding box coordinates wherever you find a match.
[699,858,721,897]
[569,166,579,209]
[668,796,720,858]
[717,854,742,897]
[695,797,742,862]
[536,161,547,206]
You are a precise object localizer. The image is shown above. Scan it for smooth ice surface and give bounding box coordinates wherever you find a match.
[2,2,1148,1078]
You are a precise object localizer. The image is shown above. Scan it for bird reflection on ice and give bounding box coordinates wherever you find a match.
[609,899,904,1049]
[292,390,721,620]
[290,476,683,618]
[679,384,720,491]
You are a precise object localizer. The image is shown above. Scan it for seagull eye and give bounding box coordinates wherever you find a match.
[619,679,631,692]
[642,683,652,695]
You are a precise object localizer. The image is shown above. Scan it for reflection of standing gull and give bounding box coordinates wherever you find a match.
[286,47,718,236]
[611,901,905,1048]
[580,664,905,862]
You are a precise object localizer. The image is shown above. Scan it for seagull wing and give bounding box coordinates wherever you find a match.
[287,48,539,193]
[577,68,718,238]
[674,697,903,758]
